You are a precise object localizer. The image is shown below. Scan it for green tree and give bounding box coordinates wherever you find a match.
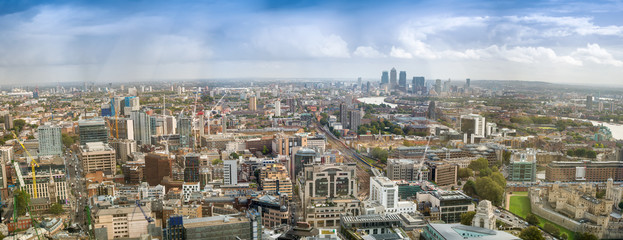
[14,190,31,216]
[479,168,492,177]
[543,223,560,237]
[519,226,545,240]
[458,168,473,179]
[230,152,240,159]
[475,177,504,206]
[371,147,388,163]
[618,201,623,209]
[575,232,598,240]
[211,159,223,165]
[560,233,568,240]
[61,133,76,148]
[526,214,540,225]
[468,158,489,172]
[13,119,26,132]
[490,172,506,188]
[27,135,35,140]
[48,203,65,215]
[261,145,270,155]
[460,211,476,225]
[462,180,477,196]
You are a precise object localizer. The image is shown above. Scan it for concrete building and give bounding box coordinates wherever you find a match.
[184,154,200,183]
[78,119,108,145]
[339,103,349,129]
[390,67,397,89]
[249,96,257,111]
[259,164,293,200]
[107,117,134,140]
[38,124,62,156]
[223,159,238,185]
[365,176,417,215]
[20,172,69,204]
[79,142,116,175]
[460,114,486,143]
[472,200,495,230]
[182,215,256,240]
[421,223,519,240]
[340,214,408,239]
[110,139,137,163]
[546,160,623,182]
[416,191,474,223]
[300,163,357,205]
[427,162,458,186]
[349,110,361,133]
[386,159,429,182]
[508,149,536,182]
[92,204,152,239]
[249,195,291,229]
[145,153,172,186]
[183,182,200,202]
[274,99,281,117]
[130,110,152,146]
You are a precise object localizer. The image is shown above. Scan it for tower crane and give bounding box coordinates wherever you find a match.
[135,200,154,223]
[12,131,39,197]
[206,93,227,136]
[417,135,432,182]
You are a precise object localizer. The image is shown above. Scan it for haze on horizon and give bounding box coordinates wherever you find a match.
[1,0,623,86]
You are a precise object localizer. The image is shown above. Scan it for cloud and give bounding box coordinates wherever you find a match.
[353,46,385,58]
[572,43,623,67]
[389,47,413,59]
[252,25,350,59]
[507,15,623,36]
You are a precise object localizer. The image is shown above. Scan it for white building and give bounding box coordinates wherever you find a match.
[275,100,281,117]
[364,176,417,215]
[183,182,200,202]
[138,182,166,200]
[38,124,62,156]
[224,159,238,185]
[460,114,486,143]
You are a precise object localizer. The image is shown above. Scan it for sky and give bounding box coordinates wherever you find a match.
[1,0,623,85]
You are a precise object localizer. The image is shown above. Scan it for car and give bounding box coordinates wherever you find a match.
[494,209,501,213]
[525,222,529,226]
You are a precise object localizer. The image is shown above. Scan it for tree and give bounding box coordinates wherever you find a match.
[61,133,76,148]
[475,177,504,206]
[462,180,477,196]
[458,168,473,179]
[468,158,489,172]
[14,190,30,216]
[575,232,598,240]
[261,145,271,155]
[27,135,35,140]
[230,152,240,160]
[48,203,64,215]
[479,168,492,177]
[543,223,560,237]
[526,214,540,225]
[503,151,512,165]
[13,119,26,132]
[618,201,623,209]
[371,147,388,163]
[460,211,476,225]
[490,172,506,188]
[211,159,223,165]
[560,233,568,240]
[519,226,545,240]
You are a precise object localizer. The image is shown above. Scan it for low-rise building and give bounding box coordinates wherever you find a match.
[416,191,474,223]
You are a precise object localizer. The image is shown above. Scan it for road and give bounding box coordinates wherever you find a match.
[64,150,88,236]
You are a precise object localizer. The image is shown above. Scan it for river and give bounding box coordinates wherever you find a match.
[357,97,397,108]
[559,117,623,140]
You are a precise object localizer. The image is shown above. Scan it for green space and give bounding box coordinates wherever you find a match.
[509,195,575,240]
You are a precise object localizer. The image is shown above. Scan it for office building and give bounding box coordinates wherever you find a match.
[427,162,458,186]
[349,110,361,133]
[460,114,486,143]
[365,176,417,215]
[249,96,257,111]
[182,182,200,202]
[38,124,62,156]
[78,119,108,145]
[145,153,172,186]
[122,96,140,116]
[182,215,255,240]
[177,115,192,148]
[421,223,519,240]
[427,101,436,120]
[339,102,349,129]
[386,159,429,182]
[224,159,238,185]
[434,79,442,94]
[79,142,116,175]
[587,95,593,110]
[4,115,13,130]
[301,163,357,204]
[110,139,137,163]
[340,214,407,238]
[20,172,69,204]
[274,99,281,117]
[130,110,152,146]
[293,148,316,180]
[508,149,536,182]
[466,78,471,88]
[184,154,200,183]
[416,191,474,223]
[249,195,291,228]
[93,204,152,239]
[413,76,425,94]
[398,71,407,90]
[259,164,293,200]
[107,117,134,140]
[546,160,623,182]
[381,71,389,85]
[389,67,397,89]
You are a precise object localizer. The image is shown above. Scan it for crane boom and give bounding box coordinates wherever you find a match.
[12,131,39,197]
[135,200,154,222]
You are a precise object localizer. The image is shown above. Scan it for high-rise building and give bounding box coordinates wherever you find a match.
[389,68,397,89]
[427,101,436,120]
[79,142,116,175]
[122,96,140,116]
[587,95,593,110]
[293,148,316,180]
[434,79,442,94]
[349,110,361,133]
[223,159,238,185]
[460,114,486,143]
[413,76,425,94]
[381,71,389,85]
[398,71,407,90]
[427,162,458,186]
[107,117,134,140]
[110,139,137,163]
[260,164,293,199]
[145,153,172,186]
[130,110,152,146]
[367,176,418,215]
[78,119,108,145]
[177,115,192,148]
[4,115,13,130]
[340,103,349,129]
[358,77,362,91]
[38,124,62,156]
[184,154,200,183]
[508,149,536,182]
[466,78,471,88]
[249,96,257,111]
[274,99,281,117]
[599,101,604,112]
[366,81,371,93]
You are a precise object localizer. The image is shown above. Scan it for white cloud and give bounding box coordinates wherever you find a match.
[572,43,623,67]
[252,26,350,58]
[506,15,623,37]
[389,46,413,59]
[353,46,385,58]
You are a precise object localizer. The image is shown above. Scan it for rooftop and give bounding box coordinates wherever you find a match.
[428,223,520,240]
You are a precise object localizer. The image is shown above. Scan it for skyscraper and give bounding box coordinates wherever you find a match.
[145,153,172,186]
[274,99,281,117]
[340,103,349,129]
[349,110,361,133]
[78,119,108,145]
[366,81,371,93]
[358,77,362,91]
[427,101,436,120]
[398,71,407,90]
[390,68,397,89]
[381,71,389,85]
[38,124,62,156]
[177,115,192,148]
[434,79,442,94]
[224,159,238,185]
[586,96,593,110]
[4,115,13,130]
[466,78,471,88]
[249,96,257,111]
[131,110,152,146]
[413,77,425,94]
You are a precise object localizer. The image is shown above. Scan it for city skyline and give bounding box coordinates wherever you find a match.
[1,0,623,85]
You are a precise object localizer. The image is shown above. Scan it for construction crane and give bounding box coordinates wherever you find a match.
[417,135,433,182]
[12,131,39,197]
[135,200,154,223]
[206,93,227,136]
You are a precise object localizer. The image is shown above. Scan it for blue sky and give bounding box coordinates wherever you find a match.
[1,0,623,85]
